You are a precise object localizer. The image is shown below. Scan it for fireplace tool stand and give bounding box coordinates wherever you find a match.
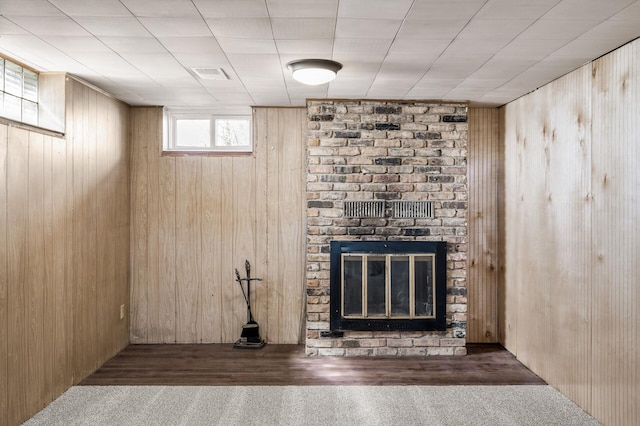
[233,260,265,349]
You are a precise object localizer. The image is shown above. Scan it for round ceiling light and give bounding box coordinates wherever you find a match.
[287,59,343,86]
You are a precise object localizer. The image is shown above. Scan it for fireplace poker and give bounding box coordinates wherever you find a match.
[232,260,265,349]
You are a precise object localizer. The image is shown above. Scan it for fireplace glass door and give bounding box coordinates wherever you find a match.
[330,240,446,331]
[341,253,435,319]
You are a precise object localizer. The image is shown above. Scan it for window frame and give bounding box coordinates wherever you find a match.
[0,56,39,127]
[165,110,253,154]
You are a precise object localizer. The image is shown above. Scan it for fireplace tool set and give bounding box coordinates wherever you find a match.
[233,260,265,349]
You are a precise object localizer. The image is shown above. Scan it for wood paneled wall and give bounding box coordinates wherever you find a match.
[502,38,639,426]
[130,107,306,345]
[0,76,130,426]
[467,108,501,343]
[590,40,639,426]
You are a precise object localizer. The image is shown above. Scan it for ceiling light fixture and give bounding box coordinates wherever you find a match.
[287,59,343,85]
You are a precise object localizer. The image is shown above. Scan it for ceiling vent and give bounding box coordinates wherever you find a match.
[191,67,229,81]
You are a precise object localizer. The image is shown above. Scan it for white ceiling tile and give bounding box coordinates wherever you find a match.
[157,37,225,55]
[74,18,153,37]
[413,76,465,88]
[428,54,491,78]
[8,17,91,36]
[275,39,334,55]
[374,69,424,82]
[331,54,385,78]
[550,38,625,59]
[407,0,485,20]
[70,52,150,77]
[0,17,30,34]
[206,18,273,39]
[579,20,640,41]
[288,96,311,106]
[251,94,292,106]
[544,0,635,20]
[138,18,211,37]
[193,0,269,18]
[367,89,410,98]
[499,75,553,92]
[47,0,132,17]
[338,0,414,19]
[326,77,373,90]
[286,86,330,97]
[457,19,535,40]
[0,0,64,17]
[120,0,201,18]
[154,77,202,89]
[333,38,393,55]
[173,53,230,68]
[369,78,417,90]
[444,88,491,100]
[0,47,60,71]
[327,80,371,97]
[335,19,403,39]
[48,61,98,76]
[496,38,570,59]
[149,90,219,106]
[44,36,112,53]
[451,78,504,90]
[0,35,69,71]
[470,56,539,79]
[474,0,559,19]
[610,1,640,20]
[199,80,247,93]
[213,93,256,105]
[405,86,452,99]
[120,53,192,78]
[99,37,167,53]
[479,86,530,98]
[445,38,510,55]
[216,38,278,54]
[398,20,469,39]
[521,56,592,81]
[388,39,450,55]
[271,18,336,39]
[376,54,437,79]
[227,54,283,78]
[518,19,602,40]
[267,0,339,18]
[1,0,636,111]
[242,78,287,92]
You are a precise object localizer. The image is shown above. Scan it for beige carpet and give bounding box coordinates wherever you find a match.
[24,385,600,425]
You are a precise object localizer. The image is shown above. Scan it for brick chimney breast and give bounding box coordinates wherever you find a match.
[305,100,468,357]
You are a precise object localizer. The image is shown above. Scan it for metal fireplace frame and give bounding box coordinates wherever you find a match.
[329,240,447,332]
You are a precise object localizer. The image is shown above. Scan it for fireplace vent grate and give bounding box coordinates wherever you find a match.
[392,201,434,219]
[344,200,385,218]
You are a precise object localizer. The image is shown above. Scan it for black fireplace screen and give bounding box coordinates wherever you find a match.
[330,241,447,331]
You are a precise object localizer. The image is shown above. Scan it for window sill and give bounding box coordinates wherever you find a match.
[161,149,254,157]
[0,116,65,138]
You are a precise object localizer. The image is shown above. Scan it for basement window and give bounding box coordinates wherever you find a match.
[0,57,38,126]
[165,111,252,153]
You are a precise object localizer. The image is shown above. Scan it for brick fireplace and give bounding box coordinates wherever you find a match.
[305,100,468,356]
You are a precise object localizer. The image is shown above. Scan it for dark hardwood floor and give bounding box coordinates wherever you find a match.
[80,343,545,386]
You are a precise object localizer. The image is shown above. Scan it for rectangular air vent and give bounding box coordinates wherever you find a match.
[344,201,385,218]
[191,67,229,80]
[392,201,434,218]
